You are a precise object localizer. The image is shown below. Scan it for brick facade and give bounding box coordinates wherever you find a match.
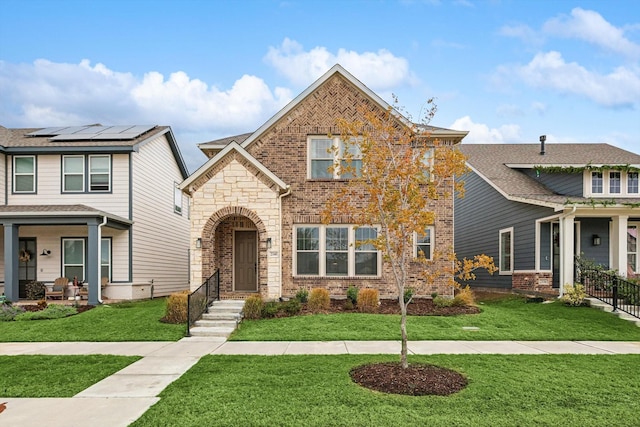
[188,71,459,300]
[512,271,557,295]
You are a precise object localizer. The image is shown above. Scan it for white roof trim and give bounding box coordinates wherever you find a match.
[240,64,413,150]
[180,141,287,192]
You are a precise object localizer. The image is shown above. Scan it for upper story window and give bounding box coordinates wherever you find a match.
[13,155,36,193]
[308,136,362,179]
[294,225,379,277]
[415,227,434,260]
[62,155,111,193]
[585,170,639,197]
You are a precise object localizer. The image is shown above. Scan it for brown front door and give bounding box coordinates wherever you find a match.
[234,231,257,291]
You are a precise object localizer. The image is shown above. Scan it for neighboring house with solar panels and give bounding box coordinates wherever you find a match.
[0,124,190,304]
[454,141,640,296]
[180,64,467,300]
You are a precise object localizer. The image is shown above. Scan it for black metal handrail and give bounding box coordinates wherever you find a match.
[578,268,640,319]
[186,269,220,336]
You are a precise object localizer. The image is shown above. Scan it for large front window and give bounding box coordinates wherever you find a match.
[63,238,112,282]
[587,169,639,197]
[499,227,513,274]
[294,225,379,276]
[13,156,36,193]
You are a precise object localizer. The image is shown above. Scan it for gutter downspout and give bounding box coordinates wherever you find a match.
[558,204,577,297]
[97,216,107,304]
[278,186,292,299]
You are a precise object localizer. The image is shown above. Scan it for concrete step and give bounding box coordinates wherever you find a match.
[189,326,237,338]
[202,312,242,321]
[195,319,238,328]
[211,300,245,309]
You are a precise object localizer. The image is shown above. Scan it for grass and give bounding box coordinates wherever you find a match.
[0,355,140,397]
[0,298,185,342]
[131,354,640,427]
[230,296,640,341]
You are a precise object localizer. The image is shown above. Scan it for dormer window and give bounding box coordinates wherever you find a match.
[585,169,639,197]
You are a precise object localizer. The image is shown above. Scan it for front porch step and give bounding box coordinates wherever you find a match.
[587,298,640,327]
[188,299,245,338]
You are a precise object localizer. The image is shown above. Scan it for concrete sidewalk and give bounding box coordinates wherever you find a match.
[1,338,640,427]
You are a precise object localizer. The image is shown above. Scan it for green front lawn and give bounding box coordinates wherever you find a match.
[231,296,640,341]
[132,354,640,427]
[0,299,184,342]
[0,355,140,397]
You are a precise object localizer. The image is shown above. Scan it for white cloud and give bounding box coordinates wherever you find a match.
[502,51,640,107]
[450,116,522,144]
[0,59,292,171]
[264,38,416,89]
[543,8,640,59]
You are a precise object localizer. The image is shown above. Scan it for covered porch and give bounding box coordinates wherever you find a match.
[0,205,131,305]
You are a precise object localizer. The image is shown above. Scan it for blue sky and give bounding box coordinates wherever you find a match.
[1,0,639,172]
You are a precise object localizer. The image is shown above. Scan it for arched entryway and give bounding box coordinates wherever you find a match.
[201,207,267,297]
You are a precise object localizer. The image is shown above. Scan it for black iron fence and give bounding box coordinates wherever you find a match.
[578,268,640,319]
[186,269,220,336]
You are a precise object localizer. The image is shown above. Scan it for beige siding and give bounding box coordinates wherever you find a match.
[7,154,130,217]
[131,135,189,296]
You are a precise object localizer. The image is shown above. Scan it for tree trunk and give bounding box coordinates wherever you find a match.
[400,294,408,369]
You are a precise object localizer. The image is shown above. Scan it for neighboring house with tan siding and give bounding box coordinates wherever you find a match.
[181,64,467,300]
[0,125,190,304]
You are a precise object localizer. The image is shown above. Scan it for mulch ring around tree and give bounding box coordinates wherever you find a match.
[300,298,480,316]
[351,362,468,396]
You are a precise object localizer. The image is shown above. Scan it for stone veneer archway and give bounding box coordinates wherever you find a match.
[200,206,268,297]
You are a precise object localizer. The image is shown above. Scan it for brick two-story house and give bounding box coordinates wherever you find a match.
[0,125,190,304]
[182,64,468,300]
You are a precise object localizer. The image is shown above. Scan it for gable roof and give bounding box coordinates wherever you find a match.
[0,124,189,178]
[461,143,640,208]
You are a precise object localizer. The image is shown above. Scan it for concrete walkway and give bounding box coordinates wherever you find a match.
[2,338,640,426]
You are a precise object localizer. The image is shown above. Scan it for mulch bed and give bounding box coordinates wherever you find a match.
[351,362,468,396]
[20,304,95,314]
[299,298,480,316]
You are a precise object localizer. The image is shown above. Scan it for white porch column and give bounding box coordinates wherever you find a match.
[611,215,628,277]
[559,214,575,296]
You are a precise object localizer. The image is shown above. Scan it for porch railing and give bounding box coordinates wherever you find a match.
[578,269,640,319]
[186,269,220,336]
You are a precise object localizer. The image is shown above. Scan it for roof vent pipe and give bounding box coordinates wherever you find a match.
[539,135,546,155]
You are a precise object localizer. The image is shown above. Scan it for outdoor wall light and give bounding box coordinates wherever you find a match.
[592,235,601,246]
[267,238,272,249]
[40,249,51,256]
[195,238,202,248]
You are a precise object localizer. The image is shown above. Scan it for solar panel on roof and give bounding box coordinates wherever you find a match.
[27,124,157,141]
[49,134,95,141]
[26,127,68,136]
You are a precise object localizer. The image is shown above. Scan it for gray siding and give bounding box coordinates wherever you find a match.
[577,217,610,268]
[520,169,583,196]
[455,172,554,289]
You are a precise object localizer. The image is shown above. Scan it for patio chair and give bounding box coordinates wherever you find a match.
[78,283,88,299]
[46,278,67,301]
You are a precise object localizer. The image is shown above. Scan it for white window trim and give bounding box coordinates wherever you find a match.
[307,136,362,180]
[414,226,435,260]
[293,224,381,277]
[62,238,85,281]
[13,155,36,193]
[629,222,639,275]
[88,154,111,192]
[584,169,640,197]
[174,182,183,214]
[62,155,85,192]
[499,227,514,275]
[101,238,112,281]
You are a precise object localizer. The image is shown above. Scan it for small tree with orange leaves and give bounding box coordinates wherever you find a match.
[322,98,495,369]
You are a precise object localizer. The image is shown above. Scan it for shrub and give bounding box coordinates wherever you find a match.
[25,281,46,300]
[282,299,301,315]
[453,285,476,307]
[15,304,77,321]
[295,288,309,303]
[358,289,379,313]
[344,299,354,310]
[431,292,439,299]
[307,288,330,312]
[404,288,414,304]
[561,283,587,307]
[164,291,189,323]
[433,295,454,308]
[346,286,359,304]
[261,301,280,318]
[37,300,48,309]
[0,303,24,321]
[244,295,264,320]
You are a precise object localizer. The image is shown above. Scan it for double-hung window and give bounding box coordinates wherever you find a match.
[13,156,36,193]
[63,156,85,192]
[63,237,112,282]
[415,227,434,260]
[609,171,621,194]
[294,225,379,276]
[628,173,639,194]
[499,227,513,275]
[591,172,603,194]
[308,136,362,179]
[62,155,111,193]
